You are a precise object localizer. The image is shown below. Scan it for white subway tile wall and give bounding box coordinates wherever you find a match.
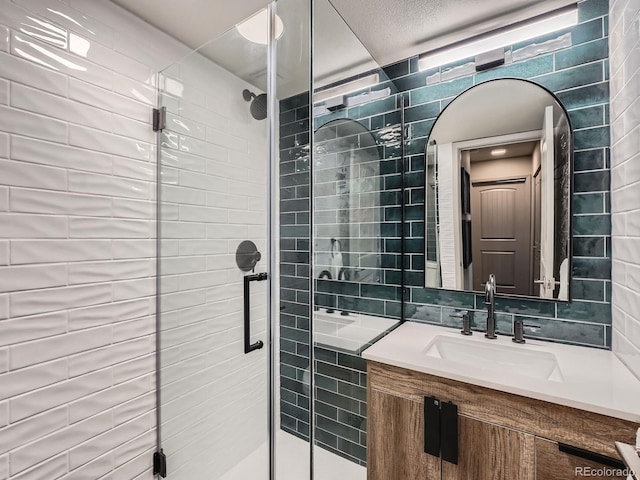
[0,0,192,479]
[611,0,640,378]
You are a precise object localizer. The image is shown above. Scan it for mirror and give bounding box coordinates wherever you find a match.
[314,118,383,284]
[425,78,572,300]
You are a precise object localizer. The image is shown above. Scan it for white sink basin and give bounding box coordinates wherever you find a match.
[425,335,564,382]
[362,322,640,422]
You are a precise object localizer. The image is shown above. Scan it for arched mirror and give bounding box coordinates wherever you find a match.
[425,78,572,300]
[314,118,382,284]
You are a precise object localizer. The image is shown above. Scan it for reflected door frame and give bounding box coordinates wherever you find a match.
[439,130,543,290]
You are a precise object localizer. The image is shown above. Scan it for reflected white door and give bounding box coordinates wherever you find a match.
[539,105,555,299]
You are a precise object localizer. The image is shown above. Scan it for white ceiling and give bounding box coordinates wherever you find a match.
[184,0,379,99]
[112,0,271,53]
[112,0,576,97]
[113,0,375,97]
[328,0,577,67]
[469,141,538,162]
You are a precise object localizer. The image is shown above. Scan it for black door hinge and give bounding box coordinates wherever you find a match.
[153,107,166,132]
[153,449,167,477]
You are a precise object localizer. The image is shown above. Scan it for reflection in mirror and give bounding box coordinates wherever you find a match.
[314,119,382,284]
[425,79,572,300]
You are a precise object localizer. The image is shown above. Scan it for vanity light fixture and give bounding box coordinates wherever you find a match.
[491,148,507,156]
[236,8,284,45]
[314,73,380,104]
[418,4,578,71]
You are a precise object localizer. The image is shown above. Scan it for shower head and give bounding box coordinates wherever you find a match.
[242,89,267,120]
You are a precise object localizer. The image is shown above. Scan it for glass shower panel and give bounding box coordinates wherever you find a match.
[311,1,402,477]
[273,0,314,477]
[157,12,271,480]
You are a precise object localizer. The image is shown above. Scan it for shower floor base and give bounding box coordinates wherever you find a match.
[220,430,366,480]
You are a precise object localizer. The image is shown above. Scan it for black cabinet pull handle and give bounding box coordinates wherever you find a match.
[424,396,441,457]
[440,401,458,465]
[244,272,267,353]
[558,443,626,470]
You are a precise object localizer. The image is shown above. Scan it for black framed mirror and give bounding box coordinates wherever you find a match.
[424,78,572,301]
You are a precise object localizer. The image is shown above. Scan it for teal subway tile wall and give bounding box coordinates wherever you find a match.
[280,93,311,442]
[279,0,610,465]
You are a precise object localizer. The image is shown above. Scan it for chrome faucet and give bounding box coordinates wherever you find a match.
[484,274,497,339]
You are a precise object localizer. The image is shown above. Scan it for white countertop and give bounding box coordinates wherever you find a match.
[361,322,640,423]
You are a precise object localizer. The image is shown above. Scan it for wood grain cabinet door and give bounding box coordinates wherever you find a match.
[535,438,628,480]
[367,389,441,480]
[442,415,535,480]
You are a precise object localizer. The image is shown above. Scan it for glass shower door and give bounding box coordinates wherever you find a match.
[156,11,271,480]
[155,1,314,477]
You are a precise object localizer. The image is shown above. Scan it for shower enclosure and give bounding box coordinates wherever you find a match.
[155,0,404,478]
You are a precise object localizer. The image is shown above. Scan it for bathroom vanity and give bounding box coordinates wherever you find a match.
[362,323,640,480]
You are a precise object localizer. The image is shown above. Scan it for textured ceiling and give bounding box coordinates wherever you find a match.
[112,0,577,97]
[328,0,577,66]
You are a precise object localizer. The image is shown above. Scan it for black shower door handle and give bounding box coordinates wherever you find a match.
[244,272,268,353]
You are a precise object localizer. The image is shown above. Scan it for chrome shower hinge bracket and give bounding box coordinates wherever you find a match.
[153,106,166,132]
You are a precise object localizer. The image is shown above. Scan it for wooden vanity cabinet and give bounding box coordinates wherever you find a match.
[368,389,441,479]
[442,415,534,480]
[367,361,638,480]
[535,438,628,480]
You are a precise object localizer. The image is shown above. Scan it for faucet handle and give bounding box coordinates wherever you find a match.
[512,319,541,344]
[449,311,472,336]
